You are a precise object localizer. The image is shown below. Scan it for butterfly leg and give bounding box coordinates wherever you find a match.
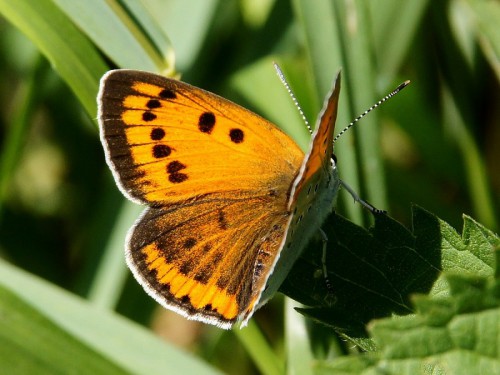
[319,228,336,306]
[339,180,386,214]
[319,229,333,292]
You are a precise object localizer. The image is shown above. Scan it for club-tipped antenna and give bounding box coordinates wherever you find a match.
[273,62,313,135]
[333,80,411,143]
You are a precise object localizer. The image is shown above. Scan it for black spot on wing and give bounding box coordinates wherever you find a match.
[150,128,165,140]
[152,144,171,158]
[229,128,244,143]
[147,99,161,109]
[142,111,156,121]
[198,112,216,133]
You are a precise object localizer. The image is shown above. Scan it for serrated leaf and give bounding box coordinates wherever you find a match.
[281,206,438,341]
[315,251,500,374]
[280,205,499,347]
[431,211,498,298]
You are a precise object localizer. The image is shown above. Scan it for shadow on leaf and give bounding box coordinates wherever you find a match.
[280,205,442,339]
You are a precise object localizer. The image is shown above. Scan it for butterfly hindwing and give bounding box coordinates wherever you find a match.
[127,199,291,327]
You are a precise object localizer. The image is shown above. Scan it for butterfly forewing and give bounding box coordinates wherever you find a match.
[289,71,341,203]
[98,70,303,207]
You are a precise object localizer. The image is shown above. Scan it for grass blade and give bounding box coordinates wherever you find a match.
[0,259,221,375]
[0,0,108,117]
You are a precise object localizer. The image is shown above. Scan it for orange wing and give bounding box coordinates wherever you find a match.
[289,71,341,203]
[98,70,304,207]
[126,199,291,327]
[98,70,304,327]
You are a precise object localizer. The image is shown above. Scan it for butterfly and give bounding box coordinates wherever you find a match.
[98,67,343,329]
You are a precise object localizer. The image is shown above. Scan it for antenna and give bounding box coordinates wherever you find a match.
[333,80,410,143]
[273,62,313,135]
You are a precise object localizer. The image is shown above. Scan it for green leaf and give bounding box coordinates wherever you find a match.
[52,0,174,73]
[140,0,220,72]
[0,260,221,375]
[430,210,498,298]
[280,206,499,348]
[317,251,500,374]
[0,285,127,374]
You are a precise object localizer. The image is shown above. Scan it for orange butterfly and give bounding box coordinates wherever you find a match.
[98,68,342,328]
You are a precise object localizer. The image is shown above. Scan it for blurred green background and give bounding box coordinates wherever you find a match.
[0,0,498,374]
